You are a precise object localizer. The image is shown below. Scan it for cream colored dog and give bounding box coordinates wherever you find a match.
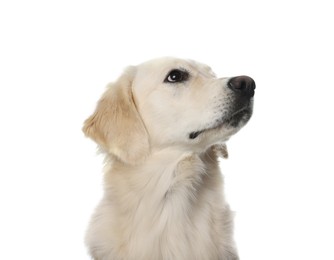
[83,57,255,260]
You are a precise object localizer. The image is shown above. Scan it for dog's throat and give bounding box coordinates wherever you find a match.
[189,131,203,139]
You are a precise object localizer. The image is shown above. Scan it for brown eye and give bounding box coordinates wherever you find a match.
[164,69,189,83]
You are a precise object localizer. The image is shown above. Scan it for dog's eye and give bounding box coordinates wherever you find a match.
[164,69,189,83]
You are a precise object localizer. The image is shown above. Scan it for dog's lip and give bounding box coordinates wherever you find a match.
[189,130,204,139]
[189,106,252,140]
[226,106,250,122]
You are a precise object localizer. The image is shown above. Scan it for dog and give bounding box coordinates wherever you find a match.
[83,57,255,260]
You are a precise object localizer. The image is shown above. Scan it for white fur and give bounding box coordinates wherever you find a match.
[83,57,253,260]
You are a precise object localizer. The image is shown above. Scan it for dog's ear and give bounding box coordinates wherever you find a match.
[211,143,228,159]
[82,67,150,164]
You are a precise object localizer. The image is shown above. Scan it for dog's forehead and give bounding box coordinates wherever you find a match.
[136,57,216,77]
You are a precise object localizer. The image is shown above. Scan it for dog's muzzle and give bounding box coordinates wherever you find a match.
[224,75,255,127]
[189,76,255,139]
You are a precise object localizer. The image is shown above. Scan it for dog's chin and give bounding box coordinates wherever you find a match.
[224,107,253,128]
[189,106,253,140]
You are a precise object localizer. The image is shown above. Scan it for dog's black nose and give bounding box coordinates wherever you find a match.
[228,76,255,98]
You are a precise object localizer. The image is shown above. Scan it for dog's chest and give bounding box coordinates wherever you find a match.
[108,155,223,259]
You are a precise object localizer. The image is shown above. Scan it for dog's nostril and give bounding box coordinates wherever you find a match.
[228,76,255,98]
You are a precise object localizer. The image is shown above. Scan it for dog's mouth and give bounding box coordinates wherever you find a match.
[189,105,253,140]
[224,106,253,127]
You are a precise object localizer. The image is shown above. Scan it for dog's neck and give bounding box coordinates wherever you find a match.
[107,145,218,177]
[99,146,228,259]
[103,146,222,206]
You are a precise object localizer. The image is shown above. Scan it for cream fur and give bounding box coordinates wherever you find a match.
[83,57,254,260]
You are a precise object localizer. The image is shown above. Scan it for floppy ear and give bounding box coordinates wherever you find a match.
[82,67,150,164]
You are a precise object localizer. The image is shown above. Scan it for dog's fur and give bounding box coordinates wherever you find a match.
[83,57,254,260]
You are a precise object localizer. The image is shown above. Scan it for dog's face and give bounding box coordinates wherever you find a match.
[83,57,255,163]
[132,57,255,148]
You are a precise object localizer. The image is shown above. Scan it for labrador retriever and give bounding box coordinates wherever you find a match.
[83,57,255,260]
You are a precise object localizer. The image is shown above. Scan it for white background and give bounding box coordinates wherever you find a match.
[1,0,333,259]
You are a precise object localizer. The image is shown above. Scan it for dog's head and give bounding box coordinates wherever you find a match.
[83,57,255,164]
